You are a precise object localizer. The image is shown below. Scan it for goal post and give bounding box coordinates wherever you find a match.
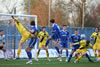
[0,13,38,59]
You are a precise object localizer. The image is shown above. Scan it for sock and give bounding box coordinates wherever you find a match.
[66,51,68,58]
[98,51,100,57]
[77,56,83,61]
[46,51,49,59]
[68,53,73,62]
[17,49,21,57]
[86,53,91,61]
[26,51,32,60]
[45,39,50,47]
[55,46,60,54]
[37,50,40,59]
[75,54,78,59]
[4,52,7,59]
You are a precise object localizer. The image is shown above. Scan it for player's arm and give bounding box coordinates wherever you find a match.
[73,41,83,46]
[89,43,93,49]
[90,33,94,40]
[25,27,35,34]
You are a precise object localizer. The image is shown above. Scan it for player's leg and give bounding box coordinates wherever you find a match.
[36,48,41,61]
[45,36,52,47]
[74,52,86,63]
[85,53,94,63]
[43,46,50,61]
[65,43,68,62]
[16,41,24,59]
[1,48,8,59]
[68,49,75,62]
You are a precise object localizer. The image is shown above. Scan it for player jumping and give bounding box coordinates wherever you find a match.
[11,16,37,59]
[45,19,61,61]
[59,25,69,62]
[36,26,50,61]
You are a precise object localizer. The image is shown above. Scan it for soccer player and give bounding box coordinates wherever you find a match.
[36,26,50,61]
[68,29,81,62]
[73,34,93,63]
[59,25,69,62]
[11,16,37,59]
[25,21,37,64]
[90,27,100,61]
[45,19,61,60]
[0,30,7,59]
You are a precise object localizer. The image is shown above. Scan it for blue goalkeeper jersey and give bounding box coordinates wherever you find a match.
[70,34,81,43]
[60,30,69,43]
[52,23,60,38]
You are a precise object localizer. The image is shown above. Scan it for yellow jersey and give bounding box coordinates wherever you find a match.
[38,31,49,43]
[91,32,100,43]
[74,40,93,51]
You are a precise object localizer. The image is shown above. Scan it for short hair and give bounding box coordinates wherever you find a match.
[42,26,46,29]
[63,25,67,27]
[0,30,3,32]
[30,21,35,26]
[74,28,78,31]
[50,19,55,23]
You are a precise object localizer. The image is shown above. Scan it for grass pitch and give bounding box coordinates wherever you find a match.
[0,57,100,67]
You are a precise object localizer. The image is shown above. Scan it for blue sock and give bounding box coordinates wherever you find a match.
[55,46,60,54]
[66,51,68,58]
[68,53,73,62]
[45,39,50,47]
[26,51,32,60]
[86,53,91,61]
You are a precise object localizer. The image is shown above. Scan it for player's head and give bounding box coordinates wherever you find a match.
[50,19,55,24]
[81,34,85,39]
[0,30,4,35]
[63,25,67,30]
[74,28,78,35]
[95,27,99,32]
[42,26,46,32]
[30,21,35,26]
[86,40,90,46]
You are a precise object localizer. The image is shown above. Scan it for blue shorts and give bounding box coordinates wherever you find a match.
[28,38,37,48]
[60,42,68,48]
[51,34,59,42]
[72,45,80,51]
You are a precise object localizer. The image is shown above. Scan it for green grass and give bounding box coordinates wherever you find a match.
[0,57,100,67]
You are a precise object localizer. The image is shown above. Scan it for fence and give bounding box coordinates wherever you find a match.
[0,24,95,49]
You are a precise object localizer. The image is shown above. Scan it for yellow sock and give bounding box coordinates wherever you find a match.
[77,56,83,61]
[37,50,40,59]
[98,51,100,57]
[17,49,21,56]
[46,51,49,59]
[93,49,97,57]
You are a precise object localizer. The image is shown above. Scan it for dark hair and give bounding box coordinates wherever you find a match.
[74,28,78,31]
[30,21,35,26]
[63,25,67,27]
[86,40,90,46]
[0,30,3,32]
[50,19,55,23]
[42,26,46,29]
